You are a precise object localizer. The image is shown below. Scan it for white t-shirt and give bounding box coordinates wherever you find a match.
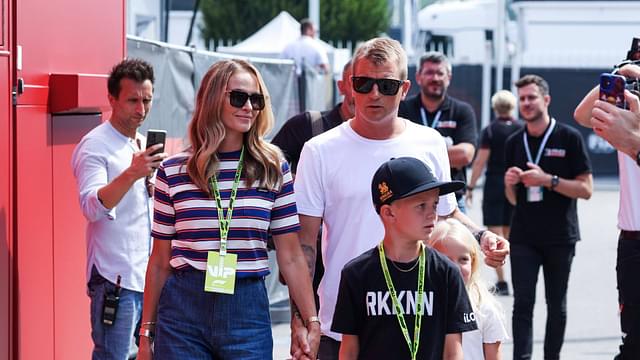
[618,151,640,231]
[281,35,329,74]
[295,119,457,340]
[462,301,510,360]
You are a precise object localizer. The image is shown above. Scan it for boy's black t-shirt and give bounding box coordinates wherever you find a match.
[332,246,477,360]
[504,120,592,245]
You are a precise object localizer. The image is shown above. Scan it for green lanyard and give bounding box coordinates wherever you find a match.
[378,241,427,360]
[209,147,244,256]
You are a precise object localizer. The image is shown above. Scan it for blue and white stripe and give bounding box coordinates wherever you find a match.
[151,150,300,278]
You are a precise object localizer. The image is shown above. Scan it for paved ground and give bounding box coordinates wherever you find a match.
[271,178,623,359]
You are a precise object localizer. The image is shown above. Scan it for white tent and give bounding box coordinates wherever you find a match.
[217,11,335,59]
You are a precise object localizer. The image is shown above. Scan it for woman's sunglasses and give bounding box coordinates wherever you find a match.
[227,90,266,110]
[351,77,403,96]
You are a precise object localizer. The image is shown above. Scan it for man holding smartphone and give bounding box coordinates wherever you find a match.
[575,63,640,359]
[71,58,167,359]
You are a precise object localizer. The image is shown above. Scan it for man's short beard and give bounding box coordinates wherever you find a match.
[422,88,445,101]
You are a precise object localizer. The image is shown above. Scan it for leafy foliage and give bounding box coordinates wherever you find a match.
[199,0,389,46]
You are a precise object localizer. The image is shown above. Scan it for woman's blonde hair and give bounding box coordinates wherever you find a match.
[428,219,503,317]
[186,59,283,195]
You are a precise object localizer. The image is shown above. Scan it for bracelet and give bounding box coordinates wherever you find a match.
[473,230,486,243]
[139,328,154,338]
[467,185,474,191]
[141,321,156,328]
[306,316,321,327]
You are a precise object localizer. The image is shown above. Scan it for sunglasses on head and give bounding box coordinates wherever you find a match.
[351,76,403,96]
[227,90,265,110]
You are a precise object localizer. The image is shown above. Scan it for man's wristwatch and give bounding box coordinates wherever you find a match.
[550,175,560,190]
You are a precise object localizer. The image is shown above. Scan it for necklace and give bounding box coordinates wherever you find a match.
[389,257,420,273]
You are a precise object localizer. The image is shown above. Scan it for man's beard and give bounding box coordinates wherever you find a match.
[422,83,446,100]
[521,108,543,123]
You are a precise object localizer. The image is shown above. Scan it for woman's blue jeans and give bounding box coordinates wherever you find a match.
[154,268,273,360]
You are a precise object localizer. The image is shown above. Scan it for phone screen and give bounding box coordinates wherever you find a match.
[146,129,167,155]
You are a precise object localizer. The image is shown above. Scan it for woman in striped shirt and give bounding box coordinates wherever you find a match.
[138,59,319,360]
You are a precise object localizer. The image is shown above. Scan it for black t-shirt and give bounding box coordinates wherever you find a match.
[271,104,344,174]
[504,120,592,245]
[332,246,477,360]
[399,95,478,198]
[480,117,523,176]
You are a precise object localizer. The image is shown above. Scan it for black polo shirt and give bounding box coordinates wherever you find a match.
[271,103,345,173]
[504,119,592,245]
[399,95,478,198]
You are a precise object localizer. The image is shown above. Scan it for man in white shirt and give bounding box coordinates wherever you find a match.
[291,37,510,360]
[282,19,329,75]
[71,58,167,359]
[574,63,640,359]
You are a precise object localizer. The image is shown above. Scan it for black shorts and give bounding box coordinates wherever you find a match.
[482,174,514,226]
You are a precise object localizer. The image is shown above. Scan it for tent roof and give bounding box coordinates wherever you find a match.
[217,11,333,56]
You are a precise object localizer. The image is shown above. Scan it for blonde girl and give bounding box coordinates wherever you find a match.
[428,218,509,360]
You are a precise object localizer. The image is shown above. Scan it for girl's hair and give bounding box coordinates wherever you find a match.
[186,59,283,195]
[428,219,503,317]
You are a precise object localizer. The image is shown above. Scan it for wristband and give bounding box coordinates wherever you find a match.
[473,230,486,243]
[467,186,474,191]
[141,321,156,328]
[306,316,321,327]
[139,328,154,338]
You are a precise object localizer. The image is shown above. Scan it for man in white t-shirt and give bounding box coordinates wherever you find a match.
[290,37,510,360]
[282,18,329,75]
[574,63,640,359]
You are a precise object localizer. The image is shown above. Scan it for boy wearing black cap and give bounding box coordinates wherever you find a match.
[332,157,478,360]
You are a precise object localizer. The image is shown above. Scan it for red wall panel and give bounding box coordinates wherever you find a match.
[15,106,54,360]
[16,0,125,90]
[12,1,125,358]
[0,53,12,360]
[51,114,101,359]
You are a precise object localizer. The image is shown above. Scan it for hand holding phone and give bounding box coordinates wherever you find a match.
[599,73,626,109]
[146,129,167,155]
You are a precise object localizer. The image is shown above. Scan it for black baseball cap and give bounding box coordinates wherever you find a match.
[371,157,465,213]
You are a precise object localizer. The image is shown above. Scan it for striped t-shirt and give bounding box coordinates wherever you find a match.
[151,150,300,278]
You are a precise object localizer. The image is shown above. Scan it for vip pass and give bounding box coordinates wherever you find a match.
[378,241,427,360]
[204,147,244,294]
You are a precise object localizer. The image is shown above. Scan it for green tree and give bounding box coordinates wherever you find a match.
[320,0,389,44]
[199,0,389,47]
[199,0,306,47]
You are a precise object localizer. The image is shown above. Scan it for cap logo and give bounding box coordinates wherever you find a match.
[378,182,393,202]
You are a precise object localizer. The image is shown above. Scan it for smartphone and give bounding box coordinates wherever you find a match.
[146,129,167,155]
[599,73,626,108]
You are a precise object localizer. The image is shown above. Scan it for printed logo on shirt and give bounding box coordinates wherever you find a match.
[463,312,476,323]
[437,120,457,129]
[544,148,566,158]
[366,290,434,316]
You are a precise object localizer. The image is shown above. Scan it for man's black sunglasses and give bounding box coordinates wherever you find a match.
[227,90,265,110]
[351,76,403,96]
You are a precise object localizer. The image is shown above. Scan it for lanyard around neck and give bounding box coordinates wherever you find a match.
[420,107,442,129]
[378,241,426,360]
[523,118,556,165]
[209,147,244,256]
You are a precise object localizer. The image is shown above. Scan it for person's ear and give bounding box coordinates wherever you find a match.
[380,204,395,221]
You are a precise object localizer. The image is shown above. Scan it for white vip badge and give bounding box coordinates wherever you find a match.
[204,251,237,294]
[527,186,543,202]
